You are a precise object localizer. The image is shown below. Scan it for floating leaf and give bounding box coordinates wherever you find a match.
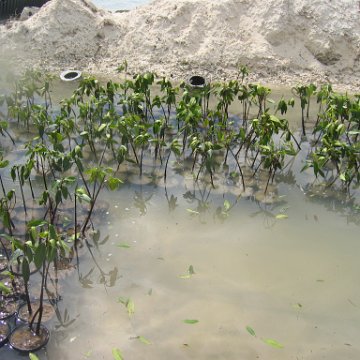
[179,274,191,279]
[29,353,40,360]
[179,265,196,279]
[186,208,199,215]
[127,299,135,316]
[223,200,231,211]
[183,319,199,324]
[263,339,284,349]
[275,214,288,220]
[117,243,131,249]
[117,297,134,316]
[137,336,152,345]
[112,348,124,360]
[246,326,256,337]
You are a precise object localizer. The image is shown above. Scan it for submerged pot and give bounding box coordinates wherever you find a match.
[0,299,17,320]
[9,323,50,353]
[0,321,11,347]
[9,254,38,277]
[0,320,11,347]
[0,251,8,272]
[17,301,55,323]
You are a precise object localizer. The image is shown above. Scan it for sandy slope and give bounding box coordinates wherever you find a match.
[0,0,359,91]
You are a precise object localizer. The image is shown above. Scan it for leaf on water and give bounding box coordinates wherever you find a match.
[117,296,128,305]
[263,339,284,349]
[246,326,256,337]
[223,200,231,211]
[112,348,124,360]
[275,214,288,220]
[183,319,199,324]
[137,336,152,345]
[179,265,196,279]
[186,208,199,215]
[188,265,195,275]
[117,297,134,316]
[179,274,192,279]
[127,299,135,316]
[117,243,131,249]
[29,353,40,360]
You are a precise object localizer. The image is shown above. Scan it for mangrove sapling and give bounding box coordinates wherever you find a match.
[164,139,181,183]
[0,158,9,197]
[292,84,316,137]
[0,190,16,236]
[0,118,15,145]
[213,80,239,130]
[250,84,271,118]
[74,165,122,236]
[237,83,253,126]
[156,77,178,129]
[176,97,203,153]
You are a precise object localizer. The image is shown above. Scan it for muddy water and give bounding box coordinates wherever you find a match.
[43,177,360,360]
[1,81,360,359]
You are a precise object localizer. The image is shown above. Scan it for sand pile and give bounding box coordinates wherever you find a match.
[0,0,359,90]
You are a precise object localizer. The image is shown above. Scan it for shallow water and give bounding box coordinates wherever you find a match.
[0,80,360,359]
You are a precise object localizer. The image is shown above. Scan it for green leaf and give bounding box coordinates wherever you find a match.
[112,348,124,360]
[27,219,47,228]
[263,339,284,349]
[179,265,195,279]
[29,353,40,360]
[117,243,131,249]
[183,319,199,324]
[223,200,231,211]
[179,274,192,279]
[186,209,199,215]
[275,214,288,220]
[188,265,195,275]
[137,336,152,345]
[22,257,30,283]
[0,281,11,295]
[107,176,123,191]
[34,242,46,269]
[127,299,135,316]
[246,326,256,337]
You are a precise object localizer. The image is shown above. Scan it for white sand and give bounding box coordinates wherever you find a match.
[0,0,359,91]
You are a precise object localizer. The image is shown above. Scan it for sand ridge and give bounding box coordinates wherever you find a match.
[0,0,359,91]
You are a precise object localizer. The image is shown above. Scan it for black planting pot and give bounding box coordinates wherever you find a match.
[188,75,206,88]
[0,320,11,347]
[9,323,50,353]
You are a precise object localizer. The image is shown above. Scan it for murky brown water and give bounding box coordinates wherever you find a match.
[1,78,360,360]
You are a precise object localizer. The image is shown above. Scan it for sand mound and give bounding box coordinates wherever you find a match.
[0,0,359,90]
